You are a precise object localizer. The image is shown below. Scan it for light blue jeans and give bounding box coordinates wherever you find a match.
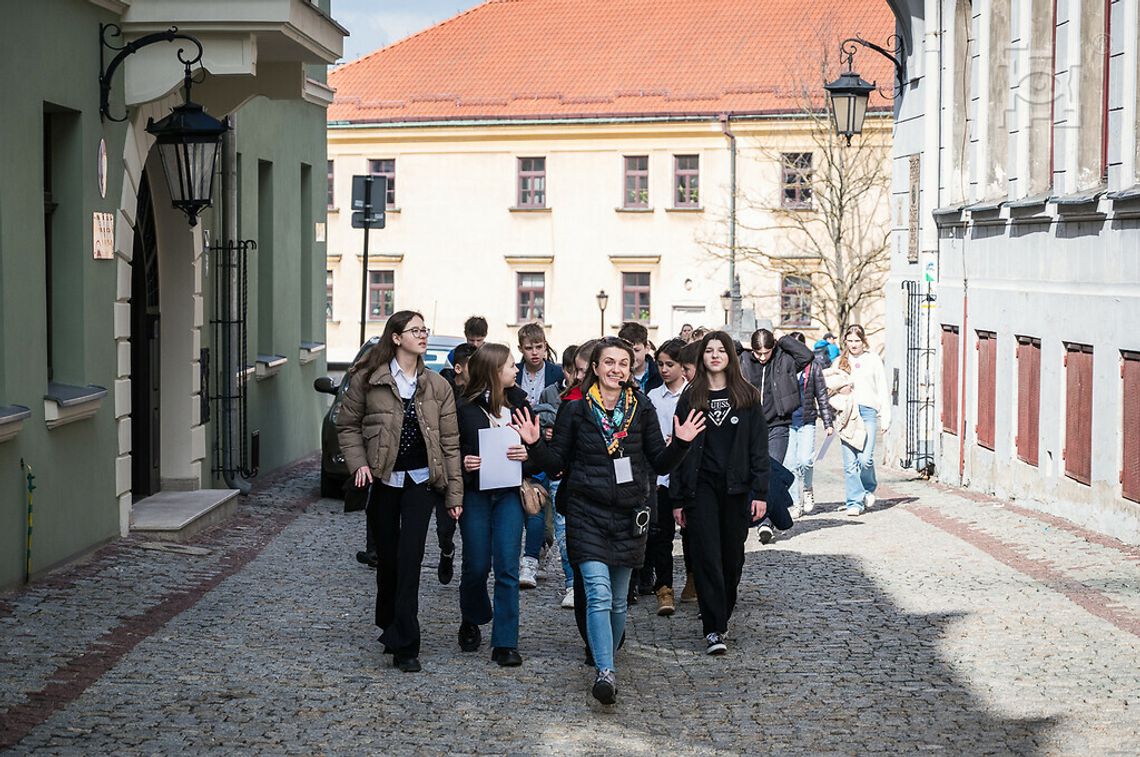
[578,561,632,673]
[549,481,574,590]
[784,423,817,508]
[841,406,879,509]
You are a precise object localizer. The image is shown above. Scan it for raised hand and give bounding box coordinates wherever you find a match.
[673,410,706,442]
[511,407,541,445]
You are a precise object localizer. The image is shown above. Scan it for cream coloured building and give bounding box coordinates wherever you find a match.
[324,0,895,362]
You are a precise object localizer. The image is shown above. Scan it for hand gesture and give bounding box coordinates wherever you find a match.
[511,407,541,445]
[506,445,528,462]
[751,499,767,521]
[673,410,706,442]
[463,455,481,472]
[354,465,373,488]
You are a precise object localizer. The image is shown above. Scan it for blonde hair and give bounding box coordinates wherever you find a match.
[837,324,868,373]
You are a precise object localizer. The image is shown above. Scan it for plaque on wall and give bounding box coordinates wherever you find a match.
[93,212,114,260]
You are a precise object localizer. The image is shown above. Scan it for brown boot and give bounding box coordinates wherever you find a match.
[680,572,698,603]
[655,586,675,616]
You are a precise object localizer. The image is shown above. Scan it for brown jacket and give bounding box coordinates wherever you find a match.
[336,360,463,510]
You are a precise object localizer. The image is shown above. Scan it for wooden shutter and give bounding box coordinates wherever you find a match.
[976,332,997,449]
[1122,352,1140,503]
[942,326,959,434]
[1064,344,1094,485]
[1016,337,1041,466]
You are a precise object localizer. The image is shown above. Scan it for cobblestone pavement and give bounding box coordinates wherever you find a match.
[2,454,1138,755]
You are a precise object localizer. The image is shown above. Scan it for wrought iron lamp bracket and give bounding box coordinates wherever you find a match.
[839,35,906,98]
[99,23,205,122]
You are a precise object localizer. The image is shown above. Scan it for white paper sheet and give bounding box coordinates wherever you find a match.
[815,433,835,462]
[478,426,523,490]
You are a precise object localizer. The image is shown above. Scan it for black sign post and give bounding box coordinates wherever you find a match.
[352,175,387,348]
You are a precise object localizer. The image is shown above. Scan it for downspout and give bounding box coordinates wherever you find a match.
[720,113,741,337]
[222,114,252,494]
[925,0,942,477]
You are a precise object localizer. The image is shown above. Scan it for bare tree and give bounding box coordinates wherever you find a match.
[703,63,893,337]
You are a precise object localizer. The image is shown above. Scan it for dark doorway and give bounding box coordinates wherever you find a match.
[131,171,161,499]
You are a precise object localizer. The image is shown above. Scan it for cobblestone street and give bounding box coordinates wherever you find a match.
[2,455,1138,755]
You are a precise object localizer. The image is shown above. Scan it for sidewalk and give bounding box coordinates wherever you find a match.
[1,455,1137,754]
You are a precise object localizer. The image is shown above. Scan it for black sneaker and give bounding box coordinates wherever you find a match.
[591,669,617,705]
[491,647,523,667]
[757,523,774,545]
[458,621,481,652]
[438,546,455,585]
[705,632,727,655]
[356,550,378,568]
[394,655,421,673]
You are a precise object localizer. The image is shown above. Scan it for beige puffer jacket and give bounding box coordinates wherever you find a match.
[336,360,463,510]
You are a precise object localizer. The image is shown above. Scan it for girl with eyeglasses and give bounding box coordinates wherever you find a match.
[336,310,463,673]
[512,336,705,705]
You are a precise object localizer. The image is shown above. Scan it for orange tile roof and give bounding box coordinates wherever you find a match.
[329,0,897,124]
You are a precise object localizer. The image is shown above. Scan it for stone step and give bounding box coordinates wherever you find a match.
[130,489,241,542]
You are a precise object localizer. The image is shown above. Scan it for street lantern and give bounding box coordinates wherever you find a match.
[596,289,609,336]
[720,290,732,325]
[100,24,227,226]
[824,36,906,146]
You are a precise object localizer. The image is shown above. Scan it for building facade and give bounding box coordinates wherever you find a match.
[324,0,895,362]
[0,0,345,588]
[883,0,1140,542]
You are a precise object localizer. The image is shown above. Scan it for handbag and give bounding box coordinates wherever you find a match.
[520,478,549,516]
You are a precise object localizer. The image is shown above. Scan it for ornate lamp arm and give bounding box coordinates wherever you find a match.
[99,23,205,122]
[839,35,906,91]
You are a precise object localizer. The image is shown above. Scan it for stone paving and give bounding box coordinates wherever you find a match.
[1,454,1139,755]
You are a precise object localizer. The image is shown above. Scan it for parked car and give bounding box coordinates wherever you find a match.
[313,334,464,498]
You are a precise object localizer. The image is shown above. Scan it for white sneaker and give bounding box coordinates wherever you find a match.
[560,587,575,609]
[863,492,876,510]
[790,503,804,519]
[802,489,816,513]
[519,556,538,589]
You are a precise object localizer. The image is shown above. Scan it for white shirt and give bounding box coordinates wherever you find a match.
[848,350,891,430]
[520,364,546,408]
[383,358,431,488]
[648,380,686,486]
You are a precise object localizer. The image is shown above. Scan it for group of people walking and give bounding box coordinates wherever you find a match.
[336,311,888,705]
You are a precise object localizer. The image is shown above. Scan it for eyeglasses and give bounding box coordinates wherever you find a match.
[401,327,431,338]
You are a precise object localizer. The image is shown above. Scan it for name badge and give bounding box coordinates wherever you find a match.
[614,456,633,484]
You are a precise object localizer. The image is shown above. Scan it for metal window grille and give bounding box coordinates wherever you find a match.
[367,158,396,207]
[674,155,699,207]
[900,281,936,473]
[518,157,546,208]
[1016,337,1041,466]
[1064,343,1094,485]
[941,325,960,434]
[781,152,813,209]
[1122,351,1140,502]
[211,238,258,480]
[976,331,997,450]
[622,272,651,322]
[624,156,649,208]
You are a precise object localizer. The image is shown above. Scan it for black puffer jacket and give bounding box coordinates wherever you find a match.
[669,392,769,502]
[740,335,815,425]
[528,389,689,568]
[456,386,535,492]
[799,356,834,427]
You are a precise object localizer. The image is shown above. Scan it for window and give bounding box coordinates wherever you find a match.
[43,106,83,384]
[1016,337,1042,466]
[368,270,394,320]
[941,326,960,434]
[674,155,699,207]
[517,272,545,323]
[258,160,275,350]
[1074,0,1109,190]
[781,153,813,209]
[367,158,396,207]
[780,275,812,327]
[1123,352,1140,503]
[976,331,997,450]
[623,156,649,208]
[517,157,546,208]
[325,270,334,321]
[1064,343,1094,485]
[622,272,651,322]
[326,159,335,209]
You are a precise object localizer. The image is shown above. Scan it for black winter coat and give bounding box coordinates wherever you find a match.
[456,387,536,492]
[799,357,835,427]
[740,335,815,425]
[669,392,769,502]
[528,389,689,568]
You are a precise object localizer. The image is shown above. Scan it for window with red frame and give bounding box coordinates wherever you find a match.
[674,155,699,208]
[1015,336,1041,466]
[1064,343,1094,485]
[517,272,545,323]
[367,158,396,207]
[622,272,651,322]
[624,156,649,208]
[326,160,335,209]
[942,326,960,434]
[368,270,394,320]
[518,157,546,208]
[1122,351,1140,502]
[976,331,997,450]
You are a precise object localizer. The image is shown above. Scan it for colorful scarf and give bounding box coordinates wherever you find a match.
[586,383,637,455]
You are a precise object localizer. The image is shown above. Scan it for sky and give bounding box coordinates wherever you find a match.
[333,0,485,64]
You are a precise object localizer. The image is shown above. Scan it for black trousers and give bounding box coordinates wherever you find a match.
[368,479,437,657]
[646,485,677,589]
[686,476,750,636]
[366,497,455,554]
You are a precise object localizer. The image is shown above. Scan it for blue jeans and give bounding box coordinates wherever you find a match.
[459,488,525,648]
[524,506,546,560]
[549,480,573,589]
[784,423,817,508]
[841,406,879,509]
[578,561,632,673]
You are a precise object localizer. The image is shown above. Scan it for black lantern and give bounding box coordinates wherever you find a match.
[100,24,227,226]
[596,290,609,336]
[824,36,905,146]
[720,290,732,325]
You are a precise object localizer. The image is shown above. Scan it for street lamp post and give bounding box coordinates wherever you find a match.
[824,36,905,146]
[720,290,732,326]
[596,289,609,336]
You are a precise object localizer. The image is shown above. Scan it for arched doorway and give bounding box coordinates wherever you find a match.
[131,170,161,499]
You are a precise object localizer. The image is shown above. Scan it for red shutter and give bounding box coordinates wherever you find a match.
[1016,338,1041,466]
[976,332,997,450]
[1122,352,1140,503]
[1064,344,1094,485]
[942,326,960,434]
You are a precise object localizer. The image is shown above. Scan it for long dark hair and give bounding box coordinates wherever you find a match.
[687,331,759,411]
[351,310,424,376]
[562,339,598,398]
[463,343,513,415]
[579,336,635,397]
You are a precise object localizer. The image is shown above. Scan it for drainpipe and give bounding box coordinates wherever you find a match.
[222,114,252,494]
[720,113,742,337]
